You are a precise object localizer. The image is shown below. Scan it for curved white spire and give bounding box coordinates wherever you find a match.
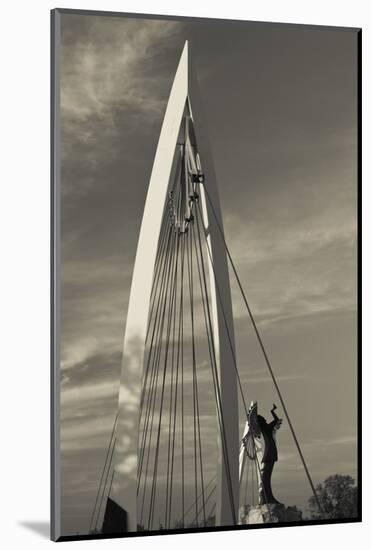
[110,40,238,532]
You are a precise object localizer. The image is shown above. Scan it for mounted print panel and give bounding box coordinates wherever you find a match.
[51,8,361,542]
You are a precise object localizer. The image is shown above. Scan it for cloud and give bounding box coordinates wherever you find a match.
[60,350,217,453]
[61,413,116,452]
[224,208,356,325]
[225,216,356,268]
[60,15,183,197]
[61,379,118,407]
[61,17,181,124]
[309,435,357,448]
[247,372,306,385]
[60,257,132,370]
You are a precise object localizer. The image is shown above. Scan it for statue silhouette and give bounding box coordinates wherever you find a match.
[246,402,283,505]
[257,404,282,505]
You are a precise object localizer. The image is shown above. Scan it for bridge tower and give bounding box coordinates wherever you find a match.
[108,41,239,532]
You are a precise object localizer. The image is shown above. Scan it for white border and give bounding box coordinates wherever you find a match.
[0,1,368,548]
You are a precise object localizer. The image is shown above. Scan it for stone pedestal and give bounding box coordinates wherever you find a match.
[239,503,302,525]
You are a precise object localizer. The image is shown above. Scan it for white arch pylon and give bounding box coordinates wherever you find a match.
[110,41,239,532]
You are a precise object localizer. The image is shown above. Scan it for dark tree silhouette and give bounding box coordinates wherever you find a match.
[308,474,358,520]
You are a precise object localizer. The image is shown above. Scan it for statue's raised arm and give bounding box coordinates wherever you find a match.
[269,403,283,431]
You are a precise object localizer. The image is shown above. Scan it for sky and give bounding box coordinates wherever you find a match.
[58,12,358,536]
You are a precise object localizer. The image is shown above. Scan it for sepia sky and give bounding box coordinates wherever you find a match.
[58,12,358,535]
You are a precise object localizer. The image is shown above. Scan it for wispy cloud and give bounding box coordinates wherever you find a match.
[247,372,306,385]
[60,16,183,197]
[61,18,181,124]
[309,435,357,448]
[225,208,356,325]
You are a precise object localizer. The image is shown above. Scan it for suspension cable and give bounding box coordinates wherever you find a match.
[139,230,177,525]
[189,221,207,527]
[194,201,250,419]
[192,204,237,524]
[186,224,199,526]
[138,227,175,495]
[191,484,216,527]
[94,437,116,532]
[89,414,117,532]
[183,474,217,520]
[148,232,180,529]
[201,183,324,516]
[168,232,186,529]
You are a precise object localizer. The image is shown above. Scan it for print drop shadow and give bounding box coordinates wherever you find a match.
[19,521,50,539]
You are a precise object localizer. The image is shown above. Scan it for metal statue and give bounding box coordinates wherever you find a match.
[239,401,283,506]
